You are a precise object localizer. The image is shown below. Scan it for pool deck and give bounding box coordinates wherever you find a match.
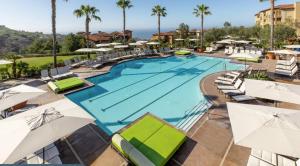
[2,53,300,166]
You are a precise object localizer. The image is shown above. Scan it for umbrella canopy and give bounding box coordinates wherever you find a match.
[129,43,143,46]
[114,45,129,49]
[75,48,97,52]
[245,79,300,105]
[234,40,251,44]
[284,45,300,49]
[110,42,122,46]
[147,42,160,45]
[216,39,235,44]
[269,49,300,55]
[227,102,300,158]
[93,48,113,52]
[96,43,111,47]
[0,85,46,112]
[136,40,148,44]
[175,38,184,41]
[0,99,95,164]
[189,39,199,41]
[0,60,12,65]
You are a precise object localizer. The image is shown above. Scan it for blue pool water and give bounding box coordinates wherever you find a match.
[67,55,243,135]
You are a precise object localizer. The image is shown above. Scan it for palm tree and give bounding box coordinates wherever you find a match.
[116,0,133,43]
[5,53,22,78]
[74,5,101,59]
[193,4,211,50]
[260,0,275,50]
[151,5,167,42]
[51,0,68,68]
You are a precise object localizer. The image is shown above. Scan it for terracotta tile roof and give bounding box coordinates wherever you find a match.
[256,4,294,15]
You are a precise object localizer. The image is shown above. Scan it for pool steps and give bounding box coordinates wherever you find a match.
[176,100,213,132]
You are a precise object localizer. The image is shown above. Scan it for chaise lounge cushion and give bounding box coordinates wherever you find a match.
[48,77,84,93]
[114,114,186,166]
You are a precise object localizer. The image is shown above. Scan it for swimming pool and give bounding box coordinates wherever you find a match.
[67,55,243,135]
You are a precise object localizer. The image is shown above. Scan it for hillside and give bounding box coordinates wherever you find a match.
[0,25,63,56]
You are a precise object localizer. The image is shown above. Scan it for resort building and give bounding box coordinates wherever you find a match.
[255,2,300,36]
[151,31,176,45]
[77,30,133,44]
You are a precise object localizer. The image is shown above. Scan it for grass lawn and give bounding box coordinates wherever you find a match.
[17,56,76,68]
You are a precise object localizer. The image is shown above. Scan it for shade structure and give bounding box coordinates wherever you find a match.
[189,39,199,41]
[0,60,12,65]
[245,79,300,105]
[147,42,160,45]
[0,99,95,164]
[110,42,122,46]
[227,102,300,158]
[96,43,111,47]
[175,38,184,41]
[269,49,300,55]
[114,45,129,49]
[0,85,46,112]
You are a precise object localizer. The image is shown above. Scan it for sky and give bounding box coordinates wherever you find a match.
[0,0,296,34]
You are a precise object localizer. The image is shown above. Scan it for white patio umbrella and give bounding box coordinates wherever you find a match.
[0,99,95,164]
[189,39,199,41]
[216,39,235,44]
[0,60,12,65]
[110,42,122,46]
[93,48,113,52]
[234,40,251,44]
[129,43,143,46]
[175,38,184,41]
[114,45,129,49]
[96,43,111,47]
[136,40,148,44]
[227,102,300,158]
[229,53,259,70]
[283,45,300,49]
[245,79,300,105]
[147,42,160,45]
[75,48,97,52]
[0,85,46,112]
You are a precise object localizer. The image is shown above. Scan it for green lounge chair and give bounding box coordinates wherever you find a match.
[236,57,259,63]
[175,50,191,55]
[48,77,84,93]
[112,114,186,166]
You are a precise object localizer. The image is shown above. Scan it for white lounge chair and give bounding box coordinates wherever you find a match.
[226,49,234,55]
[204,47,213,53]
[217,79,243,90]
[231,95,255,102]
[276,63,297,70]
[224,48,229,54]
[275,65,298,77]
[41,70,51,82]
[222,82,246,96]
[216,73,239,82]
[277,57,296,66]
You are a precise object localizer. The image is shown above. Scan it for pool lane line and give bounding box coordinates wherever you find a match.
[100,59,210,112]
[118,61,223,123]
[88,58,201,102]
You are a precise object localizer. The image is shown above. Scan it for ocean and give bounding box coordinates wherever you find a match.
[132,28,173,40]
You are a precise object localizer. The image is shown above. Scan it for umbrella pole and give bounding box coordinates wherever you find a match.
[43,147,45,164]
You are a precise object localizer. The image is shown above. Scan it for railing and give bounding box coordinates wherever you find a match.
[176,99,213,132]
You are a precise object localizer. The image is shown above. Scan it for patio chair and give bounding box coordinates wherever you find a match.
[224,48,229,54]
[276,63,297,70]
[231,95,255,102]
[217,79,243,90]
[250,50,256,54]
[222,82,246,96]
[92,61,103,69]
[50,68,59,79]
[234,48,239,54]
[275,65,298,77]
[277,57,296,66]
[41,70,51,82]
[216,73,239,82]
